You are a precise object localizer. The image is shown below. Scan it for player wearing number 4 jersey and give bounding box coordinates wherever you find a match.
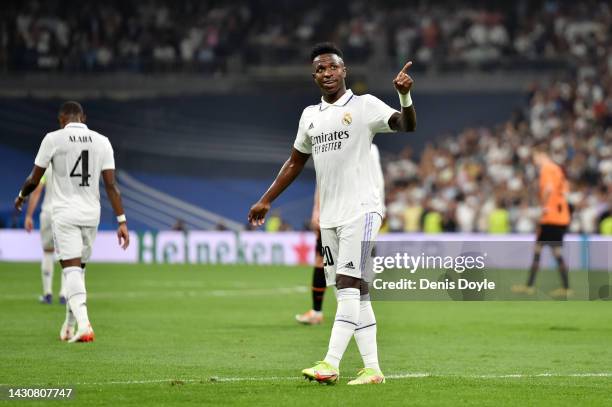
[248,43,416,385]
[14,101,130,343]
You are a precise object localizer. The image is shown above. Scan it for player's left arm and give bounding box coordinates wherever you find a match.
[388,61,417,132]
[102,169,130,250]
[14,165,46,212]
[539,171,553,212]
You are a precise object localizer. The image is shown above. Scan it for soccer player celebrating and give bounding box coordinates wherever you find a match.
[295,143,386,326]
[14,101,130,343]
[513,143,572,297]
[24,166,67,305]
[248,43,416,385]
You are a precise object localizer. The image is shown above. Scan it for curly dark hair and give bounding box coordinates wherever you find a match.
[310,42,344,61]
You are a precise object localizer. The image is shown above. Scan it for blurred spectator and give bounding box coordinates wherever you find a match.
[383,11,612,235]
[2,1,612,74]
[172,219,187,232]
[488,198,510,234]
[265,211,282,232]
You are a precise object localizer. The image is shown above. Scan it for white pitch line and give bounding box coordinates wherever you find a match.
[470,373,612,379]
[0,286,308,301]
[4,372,611,387]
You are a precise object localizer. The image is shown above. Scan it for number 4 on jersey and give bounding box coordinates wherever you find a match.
[70,150,91,186]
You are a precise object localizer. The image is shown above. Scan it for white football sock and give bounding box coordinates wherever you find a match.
[59,263,67,298]
[41,252,54,295]
[354,295,380,372]
[64,267,90,328]
[64,302,77,326]
[324,287,360,369]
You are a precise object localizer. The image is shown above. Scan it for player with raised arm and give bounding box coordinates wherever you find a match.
[295,143,386,326]
[248,43,416,385]
[24,166,67,305]
[14,101,130,343]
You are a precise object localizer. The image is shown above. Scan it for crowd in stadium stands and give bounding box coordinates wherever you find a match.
[2,0,611,235]
[1,0,610,73]
[383,43,612,234]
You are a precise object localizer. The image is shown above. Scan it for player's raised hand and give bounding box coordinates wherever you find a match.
[248,201,270,227]
[393,61,414,94]
[118,222,130,249]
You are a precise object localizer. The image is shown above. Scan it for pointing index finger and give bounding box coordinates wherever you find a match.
[401,61,413,73]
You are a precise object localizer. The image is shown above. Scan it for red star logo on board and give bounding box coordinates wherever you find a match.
[292,235,313,265]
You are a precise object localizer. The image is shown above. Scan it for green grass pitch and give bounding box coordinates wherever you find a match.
[1,262,611,406]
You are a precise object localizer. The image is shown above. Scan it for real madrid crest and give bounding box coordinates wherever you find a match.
[342,112,352,126]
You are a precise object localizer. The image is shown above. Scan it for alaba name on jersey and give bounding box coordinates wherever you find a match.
[294,89,397,228]
[34,122,115,227]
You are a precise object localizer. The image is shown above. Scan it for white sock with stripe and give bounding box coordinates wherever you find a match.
[354,295,380,371]
[64,267,90,328]
[41,252,54,295]
[324,288,360,369]
[59,265,67,298]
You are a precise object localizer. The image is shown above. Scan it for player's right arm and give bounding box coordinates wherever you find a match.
[248,148,310,226]
[389,61,417,132]
[102,169,130,250]
[14,166,46,212]
[311,186,320,231]
[16,134,53,211]
[24,182,44,232]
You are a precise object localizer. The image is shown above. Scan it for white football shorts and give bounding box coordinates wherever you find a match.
[320,212,382,286]
[52,220,97,262]
[39,211,54,251]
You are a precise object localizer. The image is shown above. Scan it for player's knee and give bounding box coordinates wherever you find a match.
[534,243,543,255]
[336,274,361,290]
[552,247,564,262]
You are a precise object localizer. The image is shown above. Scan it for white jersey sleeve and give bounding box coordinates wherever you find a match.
[101,138,115,171]
[363,94,399,135]
[34,134,55,168]
[293,109,313,154]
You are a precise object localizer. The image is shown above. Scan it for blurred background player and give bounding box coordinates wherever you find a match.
[295,187,326,325]
[249,43,416,385]
[24,166,66,305]
[296,142,385,325]
[14,101,130,343]
[513,143,572,297]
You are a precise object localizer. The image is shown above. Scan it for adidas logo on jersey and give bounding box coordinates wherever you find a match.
[344,261,355,269]
[308,122,314,130]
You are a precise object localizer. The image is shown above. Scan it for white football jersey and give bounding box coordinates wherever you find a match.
[40,166,54,214]
[34,122,115,227]
[294,89,397,228]
[370,143,386,218]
